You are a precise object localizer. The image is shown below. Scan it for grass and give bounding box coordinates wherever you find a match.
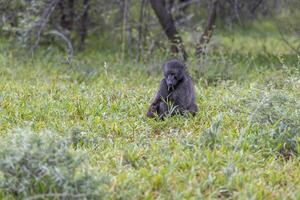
[0,28,300,199]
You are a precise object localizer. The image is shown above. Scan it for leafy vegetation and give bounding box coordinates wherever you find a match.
[0,24,299,199]
[0,129,109,199]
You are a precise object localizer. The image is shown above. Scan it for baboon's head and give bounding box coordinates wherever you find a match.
[162,59,186,90]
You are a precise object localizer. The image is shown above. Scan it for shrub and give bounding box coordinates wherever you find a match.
[0,129,109,199]
[248,91,300,158]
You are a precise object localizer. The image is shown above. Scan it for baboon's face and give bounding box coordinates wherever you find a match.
[163,60,185,90]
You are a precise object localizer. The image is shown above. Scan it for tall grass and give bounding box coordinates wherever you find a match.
[0,27,299,199]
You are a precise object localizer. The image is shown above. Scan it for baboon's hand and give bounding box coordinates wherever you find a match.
[147,104,158,118]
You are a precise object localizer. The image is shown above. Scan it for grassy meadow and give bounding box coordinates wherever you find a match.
[0,24,300,199]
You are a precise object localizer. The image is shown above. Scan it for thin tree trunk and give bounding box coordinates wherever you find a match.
[67,0,74,31]
[251,0,264,14]
[27,0,60,52]
[150,0,188,61]
[136,0,147,62]
[59,0,74,31]
[273,0,280,13]
[78,0,89,50]
[121,0,131,61]
[195,0,218,65]
[125,0,133,60]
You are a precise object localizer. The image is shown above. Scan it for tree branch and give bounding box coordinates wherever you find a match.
[26,0,60,52]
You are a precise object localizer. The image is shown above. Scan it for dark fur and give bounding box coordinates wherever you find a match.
[147,59,198,118]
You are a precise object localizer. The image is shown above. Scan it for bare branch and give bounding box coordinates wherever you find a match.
[250,0,264,14]
[47,30,74,64]
[26,0,60,52]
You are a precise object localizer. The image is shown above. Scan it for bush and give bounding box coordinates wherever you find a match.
[248,91,300,158]
[0,129,109,199]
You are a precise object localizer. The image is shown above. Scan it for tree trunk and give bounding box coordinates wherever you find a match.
[195,0,218,63]
[136,0,147,62]
[250,0,264,15]
[150,0,188,61]
[78,0,89,50]
[27,0,60,52]
[59,0,74,31]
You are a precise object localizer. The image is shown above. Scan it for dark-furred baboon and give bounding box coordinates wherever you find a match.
[147,59,198,118]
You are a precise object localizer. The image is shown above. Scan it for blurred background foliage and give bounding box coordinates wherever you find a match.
[0,0,299,65]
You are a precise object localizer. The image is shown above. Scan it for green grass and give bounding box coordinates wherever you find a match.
[0,30,300,199]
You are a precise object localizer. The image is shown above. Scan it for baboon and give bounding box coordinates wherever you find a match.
[147,59,198,118]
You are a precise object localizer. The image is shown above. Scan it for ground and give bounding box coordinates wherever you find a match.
[0,25,299,199]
